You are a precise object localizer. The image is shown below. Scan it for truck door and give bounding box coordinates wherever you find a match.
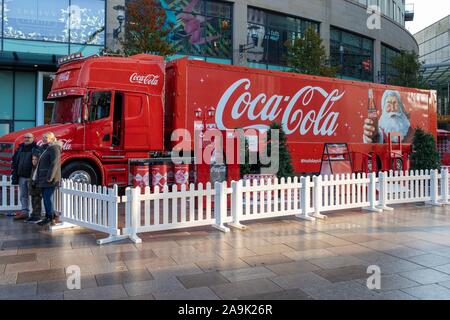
[85,90,114,152]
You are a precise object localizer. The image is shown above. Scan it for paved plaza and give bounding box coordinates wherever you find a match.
[2,204,450,300]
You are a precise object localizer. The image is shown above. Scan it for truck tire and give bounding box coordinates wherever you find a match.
[62,162,99,185]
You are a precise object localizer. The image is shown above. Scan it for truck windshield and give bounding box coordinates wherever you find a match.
[51,97,83,124]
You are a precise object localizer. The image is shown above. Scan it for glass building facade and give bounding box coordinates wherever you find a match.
[246,7,320,71]
[380,43,400,84]
[158,0,233,64]
[357,0,406,26]
[0,0,106,135]
[330,27,374,81]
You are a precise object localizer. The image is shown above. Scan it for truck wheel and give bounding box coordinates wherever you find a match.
[62,162,99,185]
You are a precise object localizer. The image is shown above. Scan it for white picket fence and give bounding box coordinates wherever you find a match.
[0,175,62,213]
[0,175,21,211]
[121,182,232,243]
[53,180,126,244]
[1,169,449,245]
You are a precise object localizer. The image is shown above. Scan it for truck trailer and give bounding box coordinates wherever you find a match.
[0,53,438,187]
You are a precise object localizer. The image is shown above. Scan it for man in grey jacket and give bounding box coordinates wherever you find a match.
[11,133,39,220]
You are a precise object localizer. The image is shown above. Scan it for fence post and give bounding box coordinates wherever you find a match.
[312,175,327,219]
[377,172,393,211]
[441,168,449,205]
[127,187,142,243]
[213,181,230,233]
[363,173,383,213]
[426,169,443,207]
[229,180,247,230]
[297,176,315,221]
[97,185,129,245]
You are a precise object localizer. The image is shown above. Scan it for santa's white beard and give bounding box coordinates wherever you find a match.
[379,111,410,141]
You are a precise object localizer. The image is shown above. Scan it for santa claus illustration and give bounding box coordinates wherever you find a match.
[363,90,414,144]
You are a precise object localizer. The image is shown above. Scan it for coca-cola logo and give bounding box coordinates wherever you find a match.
[215,79,344,137]
[129,73,160,86]
[37,139,72,151]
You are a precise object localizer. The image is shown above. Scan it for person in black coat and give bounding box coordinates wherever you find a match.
[36,132,62,226]
[11,133,40,219]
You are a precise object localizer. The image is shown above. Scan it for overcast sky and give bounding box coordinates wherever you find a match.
[405,0,450,34]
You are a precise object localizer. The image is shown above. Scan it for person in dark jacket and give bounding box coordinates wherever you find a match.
[36,132,62,227]
[26,154,43,224]
[11,133,39,220]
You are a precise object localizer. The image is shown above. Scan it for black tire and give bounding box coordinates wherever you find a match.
[62,161,99,185]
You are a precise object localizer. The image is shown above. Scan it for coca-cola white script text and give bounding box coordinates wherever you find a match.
[215,79,344,136]
[129,73,160,86]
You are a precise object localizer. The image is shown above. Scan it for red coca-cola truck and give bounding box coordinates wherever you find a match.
[0,53,438,187]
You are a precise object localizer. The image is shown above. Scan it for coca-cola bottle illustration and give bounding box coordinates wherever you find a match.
[367,89,379,143]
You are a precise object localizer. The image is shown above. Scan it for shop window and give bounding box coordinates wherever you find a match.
[246,7,320,69]
[70,0,105,46]
[154,0,232,60]
[3,0,70,42]
[1,0,106,56]
[14,72,36,121]
[330,27,374,81]
[0,123,10,136]
[14,121,35,131]
[0,71,13,120]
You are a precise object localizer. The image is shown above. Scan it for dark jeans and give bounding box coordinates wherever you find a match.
[30,194,43,218]
[42,187,55,219]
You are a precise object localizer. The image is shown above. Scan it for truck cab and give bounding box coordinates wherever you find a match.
[0,53,166,186]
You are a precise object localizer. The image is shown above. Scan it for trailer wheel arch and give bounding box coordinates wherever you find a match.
[62,159,102,185]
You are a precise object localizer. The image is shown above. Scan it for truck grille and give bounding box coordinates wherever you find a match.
[0,143,13,174]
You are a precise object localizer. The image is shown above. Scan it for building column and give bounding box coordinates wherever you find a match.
[373,38,381,83]
[321,0,331,57]
[232,1,248,66]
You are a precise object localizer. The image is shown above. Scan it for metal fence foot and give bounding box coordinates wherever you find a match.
[128,234,142,244]
[312,213,328,220]
[425,201,444,207]
[97,234,131,245]
[49,222,78,232]
[296,214,316,221]
[212,224,230,233]
[377,206,394,211]
[362,206,383,213]
[228,222,248,230]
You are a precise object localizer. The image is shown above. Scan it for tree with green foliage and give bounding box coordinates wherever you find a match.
[263,123,295,178]
[411,128,441,170]
[390,50,424,88]
[286,26,338,78]
[121,0,176,57]
[239,134,260,176]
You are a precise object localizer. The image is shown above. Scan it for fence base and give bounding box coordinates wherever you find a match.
[312,213,328,220]
[212,224,230,233]
[425,201,445,207]
[228,222,248,230]
[362,206,383,213]
[296,214,316,221]
[49,222,79,231]
[97,234,136,245]
[377,206,394,211]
